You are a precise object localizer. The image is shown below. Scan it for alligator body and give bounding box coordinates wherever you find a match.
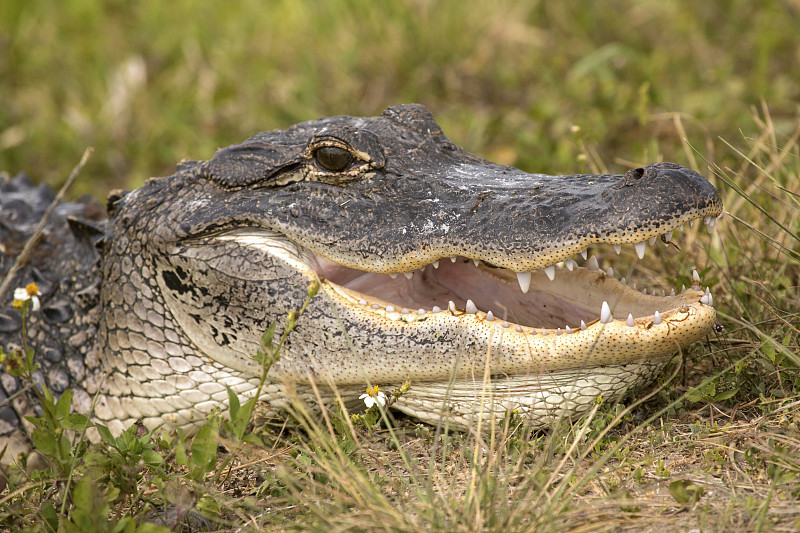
[1,104,721,459]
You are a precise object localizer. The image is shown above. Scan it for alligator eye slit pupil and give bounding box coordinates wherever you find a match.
[314,146,353,172]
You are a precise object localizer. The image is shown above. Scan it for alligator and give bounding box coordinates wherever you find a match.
[0,104,722,460]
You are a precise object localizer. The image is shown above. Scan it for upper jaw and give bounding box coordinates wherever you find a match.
[264,162,723,274]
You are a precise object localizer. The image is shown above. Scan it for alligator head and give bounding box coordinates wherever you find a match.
[92,104,722,432]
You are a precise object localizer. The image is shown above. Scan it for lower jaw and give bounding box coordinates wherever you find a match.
[394,360,668,430]
[318,275,715,379]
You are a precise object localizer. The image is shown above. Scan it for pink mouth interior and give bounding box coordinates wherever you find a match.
[315,256,618,329]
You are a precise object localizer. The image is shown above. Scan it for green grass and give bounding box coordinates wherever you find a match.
[2,0,800,531]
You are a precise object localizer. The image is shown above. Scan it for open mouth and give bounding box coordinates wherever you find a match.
[313,214,719,334]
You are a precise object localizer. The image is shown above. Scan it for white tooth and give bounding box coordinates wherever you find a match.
[432,306,442,313]
[557,328,562,335]
[626,313,635,327]
[700,294,710,305]
[690,219,695,227]
[670,288,675,296]
[515,326,522,332]
[465,300,478,314]
[631,282,637,289]
[359,299,367,306]
[580,320,587,331]
[707,217,716,233]
[587,256,599,270]
[649,236,657,246]
[704,215,712,226]
[580,249,588,260]
[642,288,647,294]
[448,301,456,313]
[432,260,440,269]
[557,261,565,269]
[390,273,398,279]
[386,305,395,313]
[486,310,495,321]
[664,230,673,243]
[679,224,684,231]
[403,272,414,279]
[620,277,626,285]
[420,266,426,272]
[473,259,480,267]
[705,287,713,306]
[544,265,555,281]
[417,309,426,315]
[681,284,686,293]
[614,244,621,254]
[606,267,614,278]
[450,256,457,262]
[653,311,662,325]
[661,290,665,296]
[502,321,509,328]
[692,269,700,283]
[401,308,410,314]
[566,259,576,271]
[565,325,572,334]
[371,304,381,309]
[517,271,532,293]
[600,301,612,324]
[634,242,646,259]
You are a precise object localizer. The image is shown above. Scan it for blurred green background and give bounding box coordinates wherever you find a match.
[1,0,799,197]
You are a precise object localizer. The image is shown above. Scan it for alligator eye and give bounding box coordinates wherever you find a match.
[314,146,353,172]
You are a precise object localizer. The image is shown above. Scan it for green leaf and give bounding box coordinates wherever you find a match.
[668,479,704,505]
[42,500,59,533]
[54,389,73,419]
[63,413,91,431]
[111,517,135,533]
[261,322,277,352]
[174,429,189,468]
[191,420,219,475]
[713,388,739,402]
[141,448,163,467]
[72,476,94,511]
[31,427,57,457]
[42,386,55,410]
[226,386,240,419]
[685,387,703,403]
[196,493,221,520]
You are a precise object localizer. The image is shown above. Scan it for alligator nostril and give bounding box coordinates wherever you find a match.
[629,168,645,179]
[621,167,645,186]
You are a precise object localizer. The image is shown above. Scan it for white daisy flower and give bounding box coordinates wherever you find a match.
[13,282,41,312]
[359,385,387,409]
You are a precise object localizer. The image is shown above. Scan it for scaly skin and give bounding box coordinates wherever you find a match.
[1,104,721,460]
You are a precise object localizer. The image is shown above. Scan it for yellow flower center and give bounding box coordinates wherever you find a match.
[25,282,39,296]
[365,385,381,397]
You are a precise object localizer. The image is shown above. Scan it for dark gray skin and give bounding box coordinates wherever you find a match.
[193,104,720,272]
[1,104,722,461]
